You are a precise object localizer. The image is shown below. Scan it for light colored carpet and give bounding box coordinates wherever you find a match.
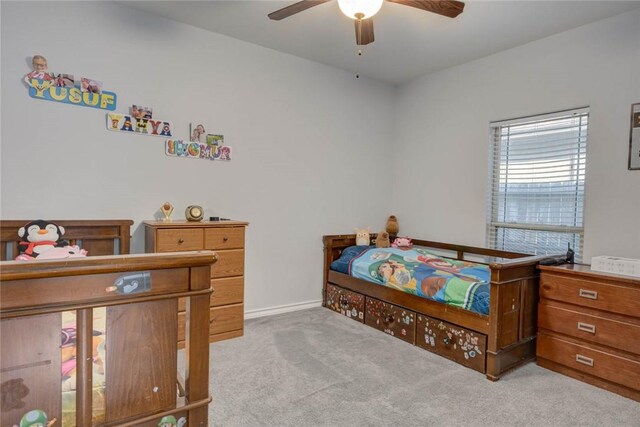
[205,307,640,426]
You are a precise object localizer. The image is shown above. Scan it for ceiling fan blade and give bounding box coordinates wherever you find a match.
[268,0,333,21]
[355,18,374,45]
[387,0,465,18]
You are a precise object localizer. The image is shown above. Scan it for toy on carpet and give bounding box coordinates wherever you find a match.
[355,227,371,246]
[385,215,399,237]
[375,231,390,248]
[392,236,413,249]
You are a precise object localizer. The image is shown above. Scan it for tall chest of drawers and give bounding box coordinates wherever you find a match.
[537,264,640,402]
[144,220,248,347]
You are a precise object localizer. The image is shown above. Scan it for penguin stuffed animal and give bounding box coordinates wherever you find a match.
[17,220,68,258]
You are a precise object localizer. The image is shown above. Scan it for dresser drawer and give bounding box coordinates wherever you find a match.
[178,277,244,312]
[178,303,244,341]
[156,228,204,252]
[416,314,487,373]
[538,304,640,355]
[210,277,244,306]
[540,274,640,317]
[537,333,640,391]
[205,227,245,250]
[211,250,244,278]
[365,297,415,344]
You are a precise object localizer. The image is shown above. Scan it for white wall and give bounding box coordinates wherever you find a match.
[392,9,640,260]
[3,3,639,317]
[0,2,396,312]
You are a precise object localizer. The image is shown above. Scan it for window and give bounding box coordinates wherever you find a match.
[487,108,588,261]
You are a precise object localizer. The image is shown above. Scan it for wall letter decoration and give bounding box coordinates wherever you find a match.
[107,114,173,137]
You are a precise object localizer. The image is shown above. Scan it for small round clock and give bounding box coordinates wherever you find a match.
[185,205,204,222]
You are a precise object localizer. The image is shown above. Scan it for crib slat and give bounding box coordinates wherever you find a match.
[76,308,93,426]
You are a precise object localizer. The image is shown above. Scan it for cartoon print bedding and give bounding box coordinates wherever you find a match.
[330,246,491,315]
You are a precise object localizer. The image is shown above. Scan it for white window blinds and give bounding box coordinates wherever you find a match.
[487,108,588,261]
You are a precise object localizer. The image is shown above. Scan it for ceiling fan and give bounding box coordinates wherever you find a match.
[268,0,465,46]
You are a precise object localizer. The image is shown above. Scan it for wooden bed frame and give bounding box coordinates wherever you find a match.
[0,220,214,426]
[323,234,553,381]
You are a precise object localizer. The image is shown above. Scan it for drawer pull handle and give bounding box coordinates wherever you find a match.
[339,296,349,307]
[575,354,594,367]
[579,289,598,300]
[383,314,395,324]
[577,322,596,334]
[443,337,452,346]
[178,238,185,244]
[223,237,229,242]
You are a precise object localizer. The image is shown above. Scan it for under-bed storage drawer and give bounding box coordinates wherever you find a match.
[326,283,365,322]
[416,314,487,373]
[365,297,416,344]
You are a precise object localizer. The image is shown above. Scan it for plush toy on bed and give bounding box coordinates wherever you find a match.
[392,236,413,249]
[16,220,71,260]
[355,227,371,246]
[375,231,390,248]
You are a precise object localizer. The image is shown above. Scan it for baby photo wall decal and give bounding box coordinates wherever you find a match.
[24,54,117,110]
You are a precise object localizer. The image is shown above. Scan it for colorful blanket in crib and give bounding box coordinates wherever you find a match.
[333,247,491,315]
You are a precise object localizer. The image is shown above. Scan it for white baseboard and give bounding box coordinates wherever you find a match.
[244,300,322,320]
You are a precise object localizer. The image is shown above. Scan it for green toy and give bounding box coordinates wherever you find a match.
[158,415,177,427]
[18,409,54,427]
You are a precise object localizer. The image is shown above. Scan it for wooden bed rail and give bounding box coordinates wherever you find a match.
[323,234,533,260]
[0,251,215,427]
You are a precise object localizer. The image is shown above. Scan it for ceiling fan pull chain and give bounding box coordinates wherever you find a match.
[355,16,363,79]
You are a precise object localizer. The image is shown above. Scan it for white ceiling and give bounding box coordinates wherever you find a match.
[121,1,640,84]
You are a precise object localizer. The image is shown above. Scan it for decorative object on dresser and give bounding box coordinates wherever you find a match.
[185,205,204,222]
[145,220,248,347]
[591,255,640,278]
[324,234,554,380]
[537,264,640,402]
[161,202,174,222]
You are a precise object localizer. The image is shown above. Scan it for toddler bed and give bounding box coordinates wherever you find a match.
[0,220,214,426]
[323,234,553,380]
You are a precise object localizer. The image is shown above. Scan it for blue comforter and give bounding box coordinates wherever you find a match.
[330,246,491,315]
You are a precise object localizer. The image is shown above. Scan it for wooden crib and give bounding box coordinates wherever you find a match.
[0,220,214,426]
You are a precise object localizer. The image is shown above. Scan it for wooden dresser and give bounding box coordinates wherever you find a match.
[144,220,248,346]
[537,264,640,402]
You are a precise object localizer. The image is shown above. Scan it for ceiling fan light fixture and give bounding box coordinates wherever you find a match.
[338,0,383,20]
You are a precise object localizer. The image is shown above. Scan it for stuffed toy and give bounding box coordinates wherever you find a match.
[16,220,68,259]
[32,245,87,260]
[375,231,390,248]
[392,236,413,249]
[355,227,371,246]
[385,215,399,237]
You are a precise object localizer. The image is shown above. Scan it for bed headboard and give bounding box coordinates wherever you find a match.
[0,219,133,260]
